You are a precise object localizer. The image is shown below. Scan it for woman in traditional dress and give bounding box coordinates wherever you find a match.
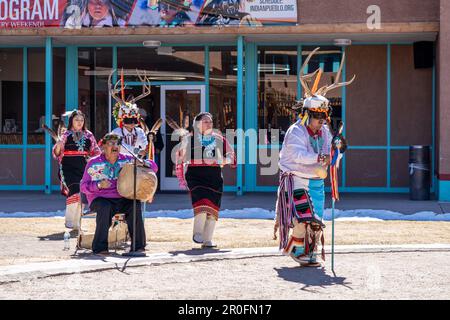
[53,110,101,230]
[175,112,236,248]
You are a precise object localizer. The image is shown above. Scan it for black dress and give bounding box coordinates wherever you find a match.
[184,133,234,221]
[54,130,100,197]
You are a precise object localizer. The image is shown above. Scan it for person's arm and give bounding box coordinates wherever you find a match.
[80,160,100,195]
[217,133,236,168]
[87,131,101,157]
[137,128,148,157]
[288,128,322,165]
[52,132,68,162]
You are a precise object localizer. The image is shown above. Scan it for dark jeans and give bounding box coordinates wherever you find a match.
[90,197,146,253]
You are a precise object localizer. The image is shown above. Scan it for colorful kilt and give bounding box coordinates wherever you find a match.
[185,166,223,221]
[276,173,326,264]
[290,178,325,226]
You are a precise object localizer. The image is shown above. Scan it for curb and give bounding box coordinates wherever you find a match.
[1,244,449,283]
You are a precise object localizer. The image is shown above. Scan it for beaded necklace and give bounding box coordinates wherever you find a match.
[71,130,87,152]
[197,133,216,158]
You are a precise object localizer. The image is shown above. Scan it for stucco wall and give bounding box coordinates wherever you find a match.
[438,0,450,178]
[297,0,440,24]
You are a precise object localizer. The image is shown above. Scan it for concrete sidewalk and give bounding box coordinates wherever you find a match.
[0,191,449,214]
[2,244,449,283]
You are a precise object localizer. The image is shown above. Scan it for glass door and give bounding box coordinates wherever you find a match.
[160,85,205,190]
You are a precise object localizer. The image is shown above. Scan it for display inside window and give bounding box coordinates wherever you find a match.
[0,49,23,145]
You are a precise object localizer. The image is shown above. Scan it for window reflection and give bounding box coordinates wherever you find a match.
[258,47,298,144]
[209,46,237,133]
[0,49,23,144]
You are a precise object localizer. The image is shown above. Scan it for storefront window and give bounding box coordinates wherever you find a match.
[0,49,23,145]
[27,48,66,145]
[53,48,66,132]
[78,47,112,139]
[209,46,237,132]
[117,47,205,82]
[257,46,297,144]
[27,48,45,145]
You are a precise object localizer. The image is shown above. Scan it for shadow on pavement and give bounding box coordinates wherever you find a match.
[38,230,78,241]
[275,266,352,292]
[168,248,231,256]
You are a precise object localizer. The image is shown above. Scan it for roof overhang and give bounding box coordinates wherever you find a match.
[0,23,439,46]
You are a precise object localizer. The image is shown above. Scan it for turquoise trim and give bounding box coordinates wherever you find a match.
[297,45,302,100]
[236,36,244,195]
[112,46,118,130]
[437,180,450,202]
[224,186,239,192]
[0,185,60,191]
[347,146,411,150]
[205,46,210,112]
[45,37,53,194]
[66,46,78,110]
[432,53,436,191]
[22,48,28,186]
[0,145,45,149]
[387,44,392,188]
[244,42,258,192]
[341,46,347,187]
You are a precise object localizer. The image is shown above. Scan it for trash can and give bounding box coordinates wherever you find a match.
[409,145,431,200]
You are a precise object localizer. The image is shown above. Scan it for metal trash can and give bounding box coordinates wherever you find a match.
[409,145,431,200]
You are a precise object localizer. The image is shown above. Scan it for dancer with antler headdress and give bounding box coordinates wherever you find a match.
[50,110,101,230]
[275,48,355,267]
[109,69,151,158]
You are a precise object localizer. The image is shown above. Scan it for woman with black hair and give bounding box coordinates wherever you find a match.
[53,110,101,230]
[176,112,235,248]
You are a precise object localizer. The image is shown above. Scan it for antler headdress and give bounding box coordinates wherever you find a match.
[108,69,152,127]
[293,47,356,125]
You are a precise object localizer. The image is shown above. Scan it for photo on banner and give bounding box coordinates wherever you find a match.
[0,0,297,28]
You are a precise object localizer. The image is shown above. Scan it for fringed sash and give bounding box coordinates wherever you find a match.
[276,172,297,250]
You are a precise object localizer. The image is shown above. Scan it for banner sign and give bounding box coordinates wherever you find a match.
[0,0,297,29]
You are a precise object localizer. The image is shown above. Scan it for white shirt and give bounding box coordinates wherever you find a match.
[111,127,148,156]
[279,120,332,179]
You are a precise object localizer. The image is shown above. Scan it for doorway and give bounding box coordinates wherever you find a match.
[160,85,206,190]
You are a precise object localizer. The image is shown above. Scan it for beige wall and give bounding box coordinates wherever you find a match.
[438,0,450,177]
[297,0,439,24]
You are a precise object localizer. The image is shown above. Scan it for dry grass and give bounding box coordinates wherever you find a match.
[1,218,450,248]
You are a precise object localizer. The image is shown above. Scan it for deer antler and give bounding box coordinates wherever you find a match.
[108,69,127,106]
[316,51,356,96]
[130,69,151,104]
[299,47,322,98]
[150,118,163,134]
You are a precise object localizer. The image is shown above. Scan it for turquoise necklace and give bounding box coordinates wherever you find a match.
[71,130,86,152]
[197,134,216,158]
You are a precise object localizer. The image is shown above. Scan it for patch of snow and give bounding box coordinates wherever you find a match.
[0,208,449,221]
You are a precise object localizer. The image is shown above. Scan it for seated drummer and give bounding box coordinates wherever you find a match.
[80,133,158,255]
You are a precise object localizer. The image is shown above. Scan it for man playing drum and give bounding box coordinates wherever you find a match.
[80,133,158,255]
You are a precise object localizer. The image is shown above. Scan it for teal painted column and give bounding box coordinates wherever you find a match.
[22,48,28,186]
[237,36,244,195]
[341,46,347,188]
[244,42,257,192]
[45,37,53,194]
[205,46,210,112]
[386,44,392,188]
[111,46,118,131]
[65,46,78,111]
